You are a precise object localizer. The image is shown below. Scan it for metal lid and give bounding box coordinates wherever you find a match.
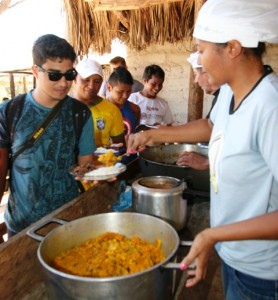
[137,176,181,189]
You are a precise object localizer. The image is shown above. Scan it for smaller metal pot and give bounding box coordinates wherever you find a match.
[132,176,187,231]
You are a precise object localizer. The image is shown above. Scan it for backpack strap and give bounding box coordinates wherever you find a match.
[6,93,27,142]
[72,98,91,157]
[11,97,66,163]
[7,95,90,150]
[71,98,91,194]
[5,95,90,193]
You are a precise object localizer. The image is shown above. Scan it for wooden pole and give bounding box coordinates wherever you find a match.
[188,70,204,122]
[187,0,206,122]
[9,73,15,98]
[23,76,27,93]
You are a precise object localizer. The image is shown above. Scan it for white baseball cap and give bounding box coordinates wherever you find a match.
[76,58,103,79]
[193,0,278,47]
[187,51,202,69]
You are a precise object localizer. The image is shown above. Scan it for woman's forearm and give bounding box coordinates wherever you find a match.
[127,118,212,152]
[207,210,278,244]
[152,118,212,144]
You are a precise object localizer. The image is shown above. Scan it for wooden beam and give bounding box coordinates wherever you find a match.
[85,0,185,11]
[113,11,129,29]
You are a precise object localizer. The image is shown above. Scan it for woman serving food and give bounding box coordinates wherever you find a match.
[126,0,278,298]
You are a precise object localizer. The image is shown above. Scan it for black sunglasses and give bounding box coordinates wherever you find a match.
[36,65,77,81]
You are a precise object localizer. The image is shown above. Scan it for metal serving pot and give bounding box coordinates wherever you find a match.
[27,212,190,300]
[139,143,210,192]
[132,176,187,231]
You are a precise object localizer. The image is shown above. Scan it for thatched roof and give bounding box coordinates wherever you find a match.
[63,0,197,56]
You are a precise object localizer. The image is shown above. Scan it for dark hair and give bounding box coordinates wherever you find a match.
[216,42,266,58]
[143,64,165,81]
[32,34,76,66]
[108,66,133,87]
[244,42,266,58]
[109,56,127,67]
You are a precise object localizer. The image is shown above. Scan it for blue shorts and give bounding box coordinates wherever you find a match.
[221,259,278,300]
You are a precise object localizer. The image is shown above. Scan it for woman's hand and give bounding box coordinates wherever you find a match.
[126,130,154,154]
[180,228,216,287]
[177,152,209,170]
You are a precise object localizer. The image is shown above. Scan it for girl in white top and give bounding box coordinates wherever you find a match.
[126,1,278,298]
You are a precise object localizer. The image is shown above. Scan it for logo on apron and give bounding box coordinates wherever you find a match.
[97,118,105,130]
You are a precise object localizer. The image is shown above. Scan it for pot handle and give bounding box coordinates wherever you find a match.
[179,179,187,190]
[163,261,196,270]
[180,240,193,246]
[26,218,67,242]
[162,240,194,270]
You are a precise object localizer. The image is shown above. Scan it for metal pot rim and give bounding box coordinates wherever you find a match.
[34,212,180,282]
[133,176,185,192]
[139,142,208,168]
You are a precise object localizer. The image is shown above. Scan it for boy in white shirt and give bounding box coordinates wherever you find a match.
[128,64,173,126]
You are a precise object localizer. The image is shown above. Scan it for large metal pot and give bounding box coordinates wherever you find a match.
[27,212,184,300]
[132,176,187,231]
[139,143,210,192]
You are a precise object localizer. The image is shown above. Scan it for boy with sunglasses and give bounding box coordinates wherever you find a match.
[0,34,96,238]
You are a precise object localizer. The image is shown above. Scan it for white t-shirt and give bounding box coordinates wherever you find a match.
[209,70,278,280]
[128,92,173,125]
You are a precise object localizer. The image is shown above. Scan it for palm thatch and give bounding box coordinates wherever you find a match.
[63,0,196,56]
